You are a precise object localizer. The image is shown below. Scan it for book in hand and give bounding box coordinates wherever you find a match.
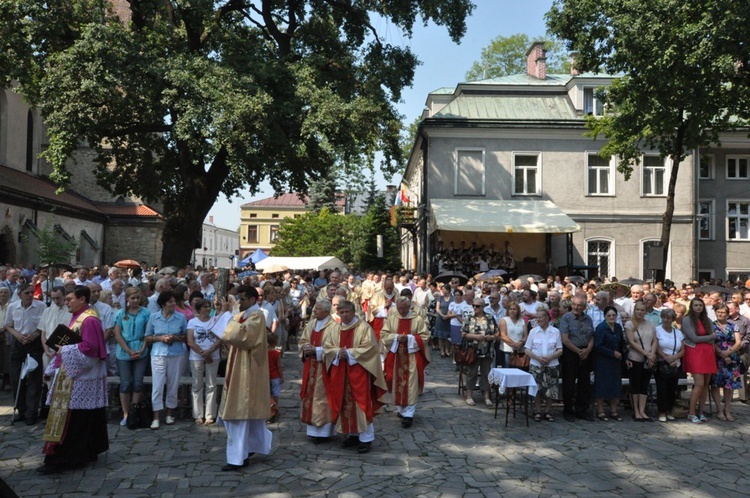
[45,324,82,350]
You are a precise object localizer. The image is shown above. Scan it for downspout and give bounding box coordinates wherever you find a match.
[693,147,700,281]
[421,131,429,274]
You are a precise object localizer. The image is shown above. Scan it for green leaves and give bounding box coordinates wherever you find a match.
[2,0,472,265]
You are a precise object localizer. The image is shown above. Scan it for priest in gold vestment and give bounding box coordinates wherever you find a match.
[217,285,272,471]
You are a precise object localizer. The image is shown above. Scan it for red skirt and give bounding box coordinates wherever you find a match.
[683,343,717,375]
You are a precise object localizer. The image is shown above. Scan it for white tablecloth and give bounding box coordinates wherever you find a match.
[488,368,538,397]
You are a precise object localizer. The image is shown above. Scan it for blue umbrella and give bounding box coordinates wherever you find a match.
[238,270,259,279]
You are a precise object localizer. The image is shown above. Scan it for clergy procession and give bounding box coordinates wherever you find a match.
[11,261,750,487]
[2,265,435,475]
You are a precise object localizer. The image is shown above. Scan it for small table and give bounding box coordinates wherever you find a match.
[488,368,538,427]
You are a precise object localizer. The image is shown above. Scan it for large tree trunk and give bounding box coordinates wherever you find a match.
[655,123,687,283]
[159,149,229,267]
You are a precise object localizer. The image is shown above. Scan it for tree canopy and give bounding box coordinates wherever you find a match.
[0,0,474,265]
[465,33,569,81]
[547,0,750,279]
[271,199,400,271]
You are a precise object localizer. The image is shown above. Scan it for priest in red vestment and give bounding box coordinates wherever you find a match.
[367,278,396,342]
[382,297,431,428]
[324,300,387,454]
[299,300,337,442]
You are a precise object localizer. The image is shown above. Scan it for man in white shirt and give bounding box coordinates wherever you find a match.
[3,269,22,303]
[38,286,72,367]
[0,286,11,391]
[519,290,539,320]
[413,279,433,309]
[73,267,92,286]
[110,279,126,310]
[256,287,278,334]
[100,267,121,291]
[5,283,46,424]
[89,283,116,375]
[148,278,171,313]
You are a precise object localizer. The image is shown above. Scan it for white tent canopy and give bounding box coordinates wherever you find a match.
[254,256,348,271]
[429,199,580,234]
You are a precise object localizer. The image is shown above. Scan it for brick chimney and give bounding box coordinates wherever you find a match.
[526,42,547,80]
[570,51,580,76]
[385,185,397,192]
[109,0,132,23]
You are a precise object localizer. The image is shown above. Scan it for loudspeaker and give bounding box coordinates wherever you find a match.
[647,246,665,271]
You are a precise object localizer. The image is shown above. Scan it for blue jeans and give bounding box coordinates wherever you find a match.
[117,356,149,394]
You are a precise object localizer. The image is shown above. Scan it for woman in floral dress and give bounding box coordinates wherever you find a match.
[711,304,742,421]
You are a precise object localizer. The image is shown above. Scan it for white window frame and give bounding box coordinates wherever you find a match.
[585,152,615,196]
[583,87,605,116]
[698,199,715,241]
[727,269,750,283]
[454,147,486,196]
[639,238,671,280]
[512,152,542,196]
[585,237,615,279]
[270,224,280,243]
[726,155,750,180]
[726,200,750,241]
[699,154,714,180]
[641,154,669,197]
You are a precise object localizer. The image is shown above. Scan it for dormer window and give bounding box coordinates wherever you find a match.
[583,87,605,116]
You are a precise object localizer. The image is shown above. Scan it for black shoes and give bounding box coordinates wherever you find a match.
[401,417,413,428]
[357,442,371,454]
[36,464,63,475]
[221,458,250,472]
[577,414,596,422]
[25,417,38,426]
[12,414,26,423]
[310,437,330,445]
[341,436,359,448]
[221,463,243,472]
[563,412,576,422]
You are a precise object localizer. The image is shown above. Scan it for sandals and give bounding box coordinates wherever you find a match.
[534,412,542,422]
[596,412,609,421]
[543,412,554,422]
[610,412,623,421]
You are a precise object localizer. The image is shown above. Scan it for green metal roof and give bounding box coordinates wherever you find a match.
[433,93,580,120]
[468,73,572,86]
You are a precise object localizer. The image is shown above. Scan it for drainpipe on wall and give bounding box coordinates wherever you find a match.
[693,147,700,281]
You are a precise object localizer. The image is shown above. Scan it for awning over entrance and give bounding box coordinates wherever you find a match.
[429,199,580,234]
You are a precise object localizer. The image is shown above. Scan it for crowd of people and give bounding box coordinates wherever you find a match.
[1,261,748,475]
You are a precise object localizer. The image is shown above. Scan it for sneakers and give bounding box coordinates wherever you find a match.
[465,398,476,406]
[195,418,204,425]
[150,419,160,430]
[687,415,703,424]
[165,416,175,425]
[666,415,675,421]
[658,416,667,422]
[484,398,493,407]
[204,418,215,426]
[120,417,128,426]
[699,414,708,423]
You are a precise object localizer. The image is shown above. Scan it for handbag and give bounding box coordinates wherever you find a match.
[509,350,530,369]
[657,360,679,378]
[127,400,154,430]
[456,340,477,365]
[656,329,680,378]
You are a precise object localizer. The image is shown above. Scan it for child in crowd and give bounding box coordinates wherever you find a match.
[267,332,283,423]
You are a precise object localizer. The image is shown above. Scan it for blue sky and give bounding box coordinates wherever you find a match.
[208,0,554,229]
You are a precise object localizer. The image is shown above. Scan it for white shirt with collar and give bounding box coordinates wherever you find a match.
[38,302,72,336]
[92,300,115,330]
[5,299,46,335]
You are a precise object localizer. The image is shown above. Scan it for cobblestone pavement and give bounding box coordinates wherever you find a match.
[2,347,749,497]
